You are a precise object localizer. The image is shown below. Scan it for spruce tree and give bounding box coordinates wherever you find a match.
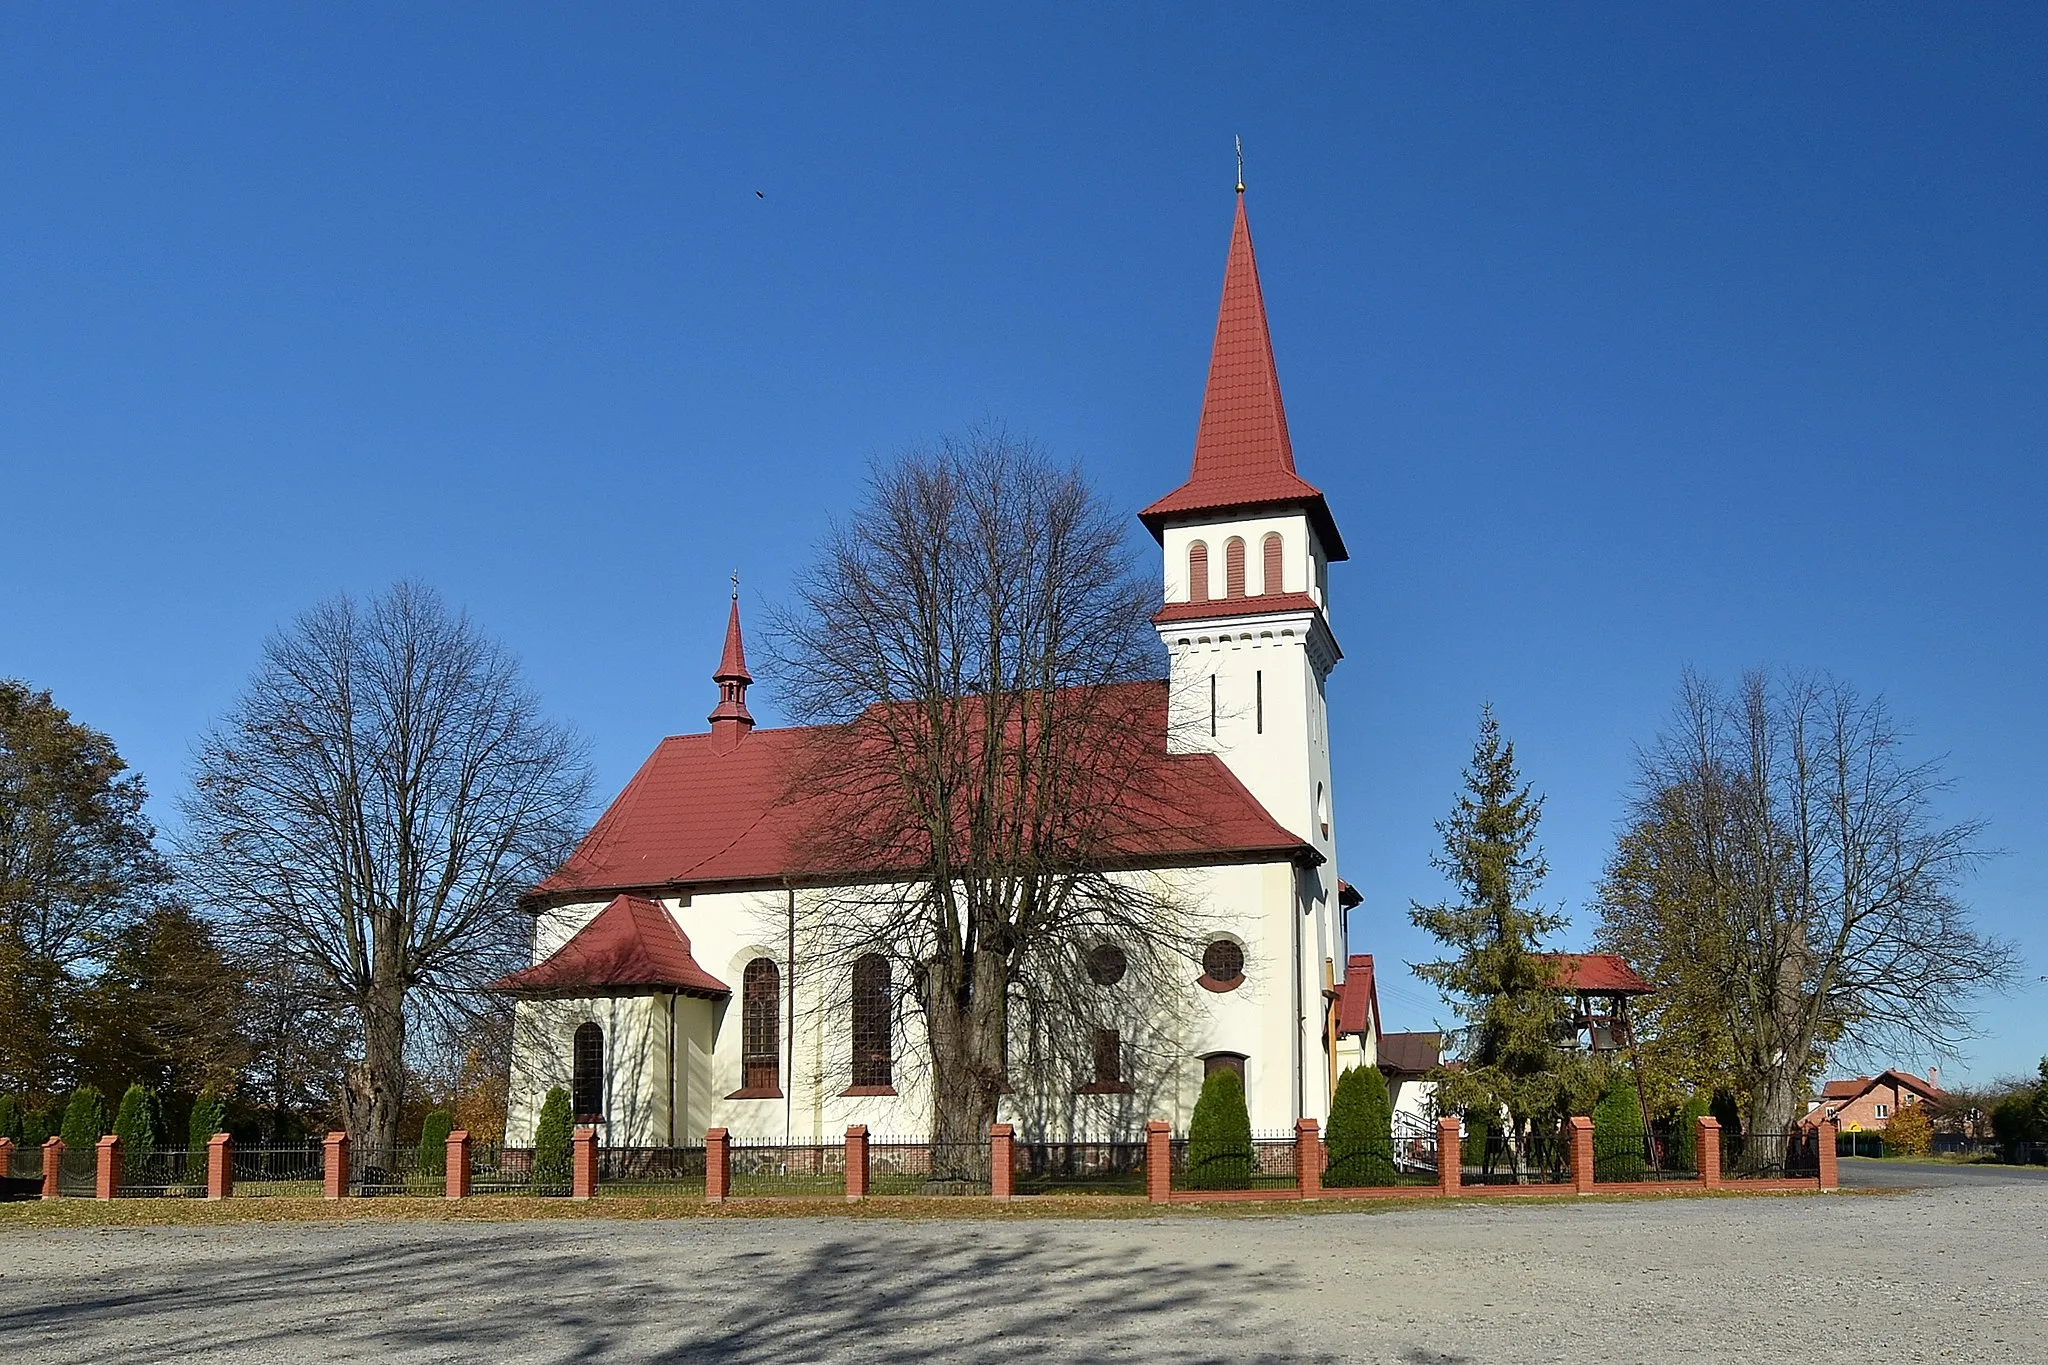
[112,1083,156,1156]
[531,1087,573,1193]
[1410,707,1576,1178]
[187,1089,226,1168]
[1184,1068,1254,1190]
[417,1109,454,1175]
[59,1085,108,1150]
[1325,1065,1396,1186]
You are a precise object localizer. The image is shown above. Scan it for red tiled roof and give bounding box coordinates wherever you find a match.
[1152,592,1328,628]
[537,680,1314,899]
[1140,194,1346,560]
[1337,879,1362,910]
[493,894,730,997]
[1817,1070,1945,1105]
[1334,954,1379,1037]
[1536,953,1654,995]
[1377,1031,1442,1076]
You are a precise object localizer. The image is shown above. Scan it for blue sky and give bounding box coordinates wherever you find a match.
[4,5,2042,1084]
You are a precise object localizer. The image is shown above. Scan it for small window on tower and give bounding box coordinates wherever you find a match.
[1188,541,1210,603]
[1262,533,1284,596]
[1224,537,1247,598]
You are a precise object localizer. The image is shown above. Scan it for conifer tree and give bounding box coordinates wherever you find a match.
[531,1087,573,1193]
[0,1094,18,1142]
[59,1085,107,1150]
[1667,1092,1711,1171]
[1410,707,1577,1178]
[112,1083,156,1156]
[1591,1071,1645,1181]
[417,1109,454,1175]
[1325,1065,1396,1186]
[1184,1068,1254,1190]
[186,1089,226,1168]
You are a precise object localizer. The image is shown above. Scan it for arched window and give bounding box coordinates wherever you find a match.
[1187,541,1210,603]
[741,957,780,1095]
[1203,1052,1247,1083]
[571,1022,604,1121]
[1224,537,1247,598]
[850,953,892,1089]
[1261,533,1284,596]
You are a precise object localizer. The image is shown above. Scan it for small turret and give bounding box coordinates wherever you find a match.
[708,593,754,751]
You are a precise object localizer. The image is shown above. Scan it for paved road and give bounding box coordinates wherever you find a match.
[3,1182,2044,1363]
[1836,1155,2048,1188]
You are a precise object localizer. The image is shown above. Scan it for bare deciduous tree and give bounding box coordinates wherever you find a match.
[770,430,1206,1156]
[1596,668,2015,1137]
[180,583,591,1152]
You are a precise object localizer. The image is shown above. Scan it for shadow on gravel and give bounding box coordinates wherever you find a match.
[0,1225,1339,1363]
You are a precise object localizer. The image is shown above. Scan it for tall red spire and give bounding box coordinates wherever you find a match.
[708,593,754,747]
[1140,191,1346,560]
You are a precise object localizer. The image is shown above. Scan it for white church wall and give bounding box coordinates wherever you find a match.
[1159,511,1327,612]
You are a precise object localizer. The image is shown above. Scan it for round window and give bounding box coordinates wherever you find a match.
[1086,942,1128,986]
[1202,939,1244,986]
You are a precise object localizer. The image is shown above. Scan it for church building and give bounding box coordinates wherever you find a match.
[499,188,1381,1146]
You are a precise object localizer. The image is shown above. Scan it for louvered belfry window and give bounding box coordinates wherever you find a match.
[1188,541,1210,602]
[571,1022,605,1121]
[742,957,780,1093]
[1224,537,1247,598]
[1262,532,1284,596]
[851,953,893,1088]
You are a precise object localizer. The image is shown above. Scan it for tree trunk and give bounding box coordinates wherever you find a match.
[925,954,1006,1183]
[343,978,406,1155]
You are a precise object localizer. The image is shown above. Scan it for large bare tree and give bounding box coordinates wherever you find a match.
[1596,669,2015,1137]
[180,582,591,1152]
[770,430,1205,1155]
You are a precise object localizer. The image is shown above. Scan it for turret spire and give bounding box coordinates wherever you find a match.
[1139,188,1347,559]
[708,592,754,747]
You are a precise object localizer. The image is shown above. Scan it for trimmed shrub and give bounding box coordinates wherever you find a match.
[1184,1067,1254,1190]
[59,1085,108,1151]
[113,1084,157,1156]
[1591,1073,1645,1182]
[1666,1093,1712,1172]
[417,1109,455,1175]
[187,1090,227,1167]
[1884,1101,1934,1157]
[21,1103,57,1147]
[0,1095,19,1142]
[1326,1065,1397,1187]
[532,1088,574,1191]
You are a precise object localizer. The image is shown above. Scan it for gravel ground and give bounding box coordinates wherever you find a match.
[2,1182,2043,1363]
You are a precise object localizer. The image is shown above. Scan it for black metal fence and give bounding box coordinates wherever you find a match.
[57,1146,96,1197]
[6,1142,43,1182]
[1721,1129,1820,1180]
[729,1140,844,1197]
[1011,1139,1147,1195]
[595,1145,705,1197]
[472,1143,566,1196]
[1594,1130,1697,1183]
[1169,1129,1298,1192]
[1464,1129,1572,1186]
[118,1148,203,1198]
[869,1137,990,1195]
[1323,1135,1439,1188]
[231,1141,325,1197]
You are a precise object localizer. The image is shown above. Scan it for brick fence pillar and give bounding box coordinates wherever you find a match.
[1296,1118,1322,1199]
[988,1123,1014,1201]
[0,1138,13,1182]
[1145,1120,1172,1203]
[96,1134,122,1200]
[844,1126,868,1201]
[1818,1119,1839,1191]
[705,1128,730,1203]
[1437,1117,1461,1197]
[1569,1116,1595,1193]
[1697,1116,1721,1190]
[571,1126,598,1200]
[41,1138,63,1199]
[445,1130,471,1200]
[323,1131,349,1200]
[207,1133,234,1200]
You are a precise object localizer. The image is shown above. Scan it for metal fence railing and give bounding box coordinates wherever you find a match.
[596,1145,705,1197]
[347,1145,439,1197]
[1721,1130,1820,1181]
[472,1144,566,1196]
[1011,1139,1147,1196]
[869,1138,990,1196]
[230,1142,325,1197]
[729,1141,843,1198]
[1464,1130,1572,1186]
[6,1142,44,1183]
[118,1148,203,1198]
[57,1147,96,1197]
[1170,1129,1298,1192]
[1322,1135,1439,1188]
[1594,1130,1697,1183]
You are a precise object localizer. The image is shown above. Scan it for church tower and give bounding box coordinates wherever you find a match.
[1141,189,1346,893]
